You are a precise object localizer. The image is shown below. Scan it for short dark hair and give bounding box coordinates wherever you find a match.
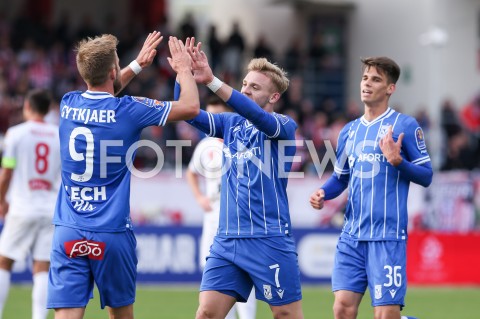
[361,56,400,84]
[205,94,226,106]
[205,94,232,112]
[26,89,52,116]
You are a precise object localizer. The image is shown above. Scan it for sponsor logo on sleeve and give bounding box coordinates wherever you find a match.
[132,96,167,110]
[415,127,426,150]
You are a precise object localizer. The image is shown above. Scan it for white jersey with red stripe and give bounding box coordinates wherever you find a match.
[2,120,60,217]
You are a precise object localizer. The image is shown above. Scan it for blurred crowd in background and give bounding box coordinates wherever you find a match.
[0,11,479,173]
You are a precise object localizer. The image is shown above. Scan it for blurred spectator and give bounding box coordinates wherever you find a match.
[284,37,304,74]
[280,74,303,114]
[345,99,362,122]
[207,24,223,73]
[179,12,196,40]
[54,12,72,47]
[441,98,462,138]
[253,34,274,61]
[460,94,480,165]
[223,21,245,83]
[440,130,478,171]
[308,33,327,70]
[75,14,99,41]
[460,94,480,135]
[414,107,431,133]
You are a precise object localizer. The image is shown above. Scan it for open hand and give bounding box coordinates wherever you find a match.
[379,126,404,166]
[167,37,192,74]
[135,31,163,68]
[186,37,214,84]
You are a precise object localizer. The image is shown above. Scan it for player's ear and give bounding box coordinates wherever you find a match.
[269,92,280,104]
[109,67,116,81]
[386,83,396,96]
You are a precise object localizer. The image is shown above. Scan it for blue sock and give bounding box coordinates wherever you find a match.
[401,316,419,319]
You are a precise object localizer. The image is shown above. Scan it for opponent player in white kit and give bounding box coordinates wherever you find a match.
[186,95,257,319]
[0,89,60,319]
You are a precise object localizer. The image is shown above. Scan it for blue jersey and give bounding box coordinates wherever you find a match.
[333,108,430,241]
[54,90,172,232]
[187,93,297,238]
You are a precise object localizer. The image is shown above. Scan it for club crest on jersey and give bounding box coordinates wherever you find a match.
[263,285,273,300]
[375,285,382,299]
[378,124,391,140]
[415,127,426,150]
[132,96,166,110]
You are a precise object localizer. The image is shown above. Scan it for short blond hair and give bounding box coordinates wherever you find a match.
[75,34,118,86]
[247,58,289,94]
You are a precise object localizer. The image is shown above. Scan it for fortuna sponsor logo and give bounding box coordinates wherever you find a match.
[64,239,105,260]
[61,105,116,124]
[356,152,387,163]
[223,146,261,160]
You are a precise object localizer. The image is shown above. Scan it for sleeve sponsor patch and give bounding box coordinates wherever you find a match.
[132,96,167,110]
[415,127,426,150]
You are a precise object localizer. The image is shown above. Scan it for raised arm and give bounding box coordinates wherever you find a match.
[165,37,200,122]
[115,31,163,95]
[186,38,294,139]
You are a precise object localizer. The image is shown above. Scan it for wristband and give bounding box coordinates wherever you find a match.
[206,76,223,93]
[129,60,142,75]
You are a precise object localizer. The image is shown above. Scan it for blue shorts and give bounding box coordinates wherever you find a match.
[201,236,302,306]
[47,225,137,309]
[332,237,407,308]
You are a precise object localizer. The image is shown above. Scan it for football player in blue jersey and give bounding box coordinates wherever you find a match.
[47,32,199,319]
[177,39,304,319]
[310,56,433,319]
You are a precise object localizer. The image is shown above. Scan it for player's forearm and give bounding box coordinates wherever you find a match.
[321,173,349,200]
[175,80,219,136]
[175,70,200,116]
[396,159,433,187]
[214,81,233,102]
[186,170,204,201]
[226,90,279,136]
[0,168,13,203]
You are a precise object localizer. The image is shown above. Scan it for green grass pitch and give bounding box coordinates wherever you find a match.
[4,285,479,318]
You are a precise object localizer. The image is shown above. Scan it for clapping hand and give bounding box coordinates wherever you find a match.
[186,37,214,84]
[167,37,192,74]
[135,31,163,69]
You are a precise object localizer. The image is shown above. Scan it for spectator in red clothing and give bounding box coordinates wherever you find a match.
[461,94,480,135]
